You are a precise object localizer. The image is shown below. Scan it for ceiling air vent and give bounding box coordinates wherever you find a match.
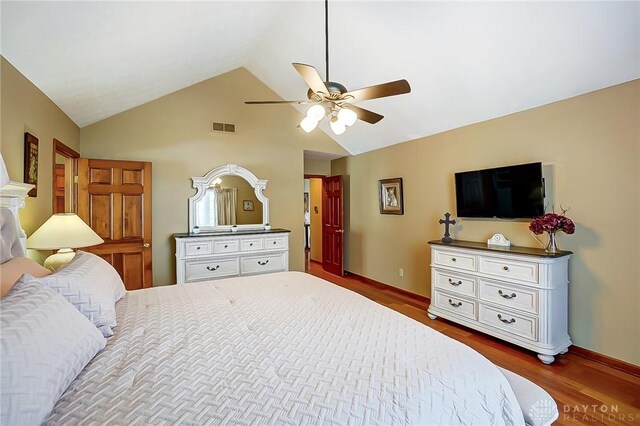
[212,122,236,134]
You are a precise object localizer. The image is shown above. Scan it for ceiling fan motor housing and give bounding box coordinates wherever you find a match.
[307,81,348,101]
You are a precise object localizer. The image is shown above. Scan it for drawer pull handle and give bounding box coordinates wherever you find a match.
[258,260,270,266]
[250,243,254,247]
[448,278,462,286]
[196,246,201,250]
[273,241,277,245]
[498,290,517,299]
[451,258,457,262]
[206,265,220,271]
[503,266,510,271]
[448,299,462,308]
[224,244,228,248]
[497,314,516,324]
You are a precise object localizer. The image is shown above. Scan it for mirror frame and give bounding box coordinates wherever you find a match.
[188,164,269,232]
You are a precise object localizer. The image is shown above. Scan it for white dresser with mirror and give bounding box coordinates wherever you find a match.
[174,164,290,284]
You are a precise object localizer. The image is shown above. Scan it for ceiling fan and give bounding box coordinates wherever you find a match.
[245,0,411,135]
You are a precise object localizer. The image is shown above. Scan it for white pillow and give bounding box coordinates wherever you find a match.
[0,275,106,425]
[36,251,127,337]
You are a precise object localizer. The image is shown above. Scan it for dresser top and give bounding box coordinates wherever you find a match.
[428,239,572,258]
[174,228,291,238]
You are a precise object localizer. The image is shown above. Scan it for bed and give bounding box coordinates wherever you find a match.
[0,179,557,425]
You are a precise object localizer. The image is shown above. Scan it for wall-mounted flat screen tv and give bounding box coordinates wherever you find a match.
[455,162,545,219]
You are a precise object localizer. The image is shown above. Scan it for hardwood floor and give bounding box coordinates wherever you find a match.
[306,261,640,425]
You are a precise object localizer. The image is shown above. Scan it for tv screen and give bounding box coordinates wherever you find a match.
[455,162,545,219]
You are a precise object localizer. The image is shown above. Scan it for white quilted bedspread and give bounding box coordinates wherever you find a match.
[47,272,524,425]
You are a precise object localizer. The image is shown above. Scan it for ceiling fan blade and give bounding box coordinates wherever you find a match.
[343,79,411,102]
[245,100,310,105]
[292,63,329,95]
[349,105,384,124]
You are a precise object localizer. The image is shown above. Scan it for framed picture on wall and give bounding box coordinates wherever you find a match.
[379,177,404,215]
[243,200,254,211]
[24,132,39,197]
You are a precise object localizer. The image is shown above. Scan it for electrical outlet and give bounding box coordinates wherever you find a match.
[399,268,404,277]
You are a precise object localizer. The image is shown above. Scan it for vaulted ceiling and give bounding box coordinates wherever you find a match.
[2,1,638,155]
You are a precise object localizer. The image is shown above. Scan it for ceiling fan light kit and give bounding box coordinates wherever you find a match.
[300,116,319,133]
[245,0,411,136]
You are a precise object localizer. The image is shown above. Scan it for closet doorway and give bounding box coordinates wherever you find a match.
[52,139,79,213]
[304,175,324,271]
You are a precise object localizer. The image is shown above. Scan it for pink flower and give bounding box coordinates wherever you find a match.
[529,212,575,235]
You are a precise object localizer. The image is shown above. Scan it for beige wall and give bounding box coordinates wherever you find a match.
[309,178,323,262]
[0,57,80,252]
[80,67,347,285]
[304,158,332,176]
[332,80,640,365]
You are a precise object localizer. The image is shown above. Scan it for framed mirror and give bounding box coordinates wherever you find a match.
[188,164,269,232]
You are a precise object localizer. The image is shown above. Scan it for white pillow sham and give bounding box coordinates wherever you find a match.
[35,251,127,337]
[0,274,106,425]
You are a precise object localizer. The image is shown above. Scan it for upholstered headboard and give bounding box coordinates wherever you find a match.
[1,207,26,263]
[0,154,33,263]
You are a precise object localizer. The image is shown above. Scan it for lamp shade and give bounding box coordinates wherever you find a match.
[27,213,104,250]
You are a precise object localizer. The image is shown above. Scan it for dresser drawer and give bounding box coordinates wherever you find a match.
[185,257,239,282]
[479,304,538,342]
[241,252,286,275]
[240,238,264,252]
[433,270,477,298]
[479,256,539,284]
[264,236,288,250]
[433,291,477,320]
[212,240,239,254]
[185,241,211,256]
[433,250,477,271]
[479,279,539,314]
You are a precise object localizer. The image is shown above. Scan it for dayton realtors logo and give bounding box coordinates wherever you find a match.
[562,404,639,422]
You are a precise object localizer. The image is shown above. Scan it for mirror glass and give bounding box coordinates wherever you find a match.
[194,176,263,227]
[189,164,269,232]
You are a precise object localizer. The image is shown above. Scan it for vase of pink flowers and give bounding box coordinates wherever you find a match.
[529,209,575,253]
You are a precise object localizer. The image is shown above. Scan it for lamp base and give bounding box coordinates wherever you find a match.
[43,249,76,272]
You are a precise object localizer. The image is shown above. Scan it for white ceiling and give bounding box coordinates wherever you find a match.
[2,1,639,155]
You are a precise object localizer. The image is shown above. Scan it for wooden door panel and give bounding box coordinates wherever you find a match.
[90,168,112,184]
[122,169,143,185]
[322,176,344,276]
[78,159,152,290]
[123,195,143,239]
[90,194,112,239]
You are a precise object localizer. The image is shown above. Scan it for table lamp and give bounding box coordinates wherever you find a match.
[27,213,104,271]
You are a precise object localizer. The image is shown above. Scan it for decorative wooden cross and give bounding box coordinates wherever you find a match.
[439,212,456,243]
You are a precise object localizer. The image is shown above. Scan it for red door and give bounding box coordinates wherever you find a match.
[322,176,344,276]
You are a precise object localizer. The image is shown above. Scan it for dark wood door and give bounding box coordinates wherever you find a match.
[77,159,152,290]
[322,175,344,276]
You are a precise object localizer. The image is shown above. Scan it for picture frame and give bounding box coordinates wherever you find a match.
[379,177,404,215]
[243,200,254,211]
[24,132,39,197]
[304,192,309,213]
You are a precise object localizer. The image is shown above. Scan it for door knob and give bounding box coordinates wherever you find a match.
[142,243,150,248]
[336,229,344,233]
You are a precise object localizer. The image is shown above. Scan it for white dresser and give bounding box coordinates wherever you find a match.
[428,240,572,364]
[174,229,290,284]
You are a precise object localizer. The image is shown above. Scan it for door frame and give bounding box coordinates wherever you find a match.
[304,174,327,265]
[52,139,79,213]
